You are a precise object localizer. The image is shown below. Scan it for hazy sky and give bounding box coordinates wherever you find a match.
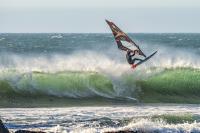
[1,0,200,33]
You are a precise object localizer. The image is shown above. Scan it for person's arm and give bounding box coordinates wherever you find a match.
[127,50,136,57]
[133,50,139,56]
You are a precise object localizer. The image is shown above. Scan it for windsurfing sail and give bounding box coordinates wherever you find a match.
[106,19,146,58]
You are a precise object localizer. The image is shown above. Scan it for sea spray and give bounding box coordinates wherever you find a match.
[0,33,200,106]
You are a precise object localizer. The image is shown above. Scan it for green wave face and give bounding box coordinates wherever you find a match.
[16,71,114,97]
[151,113,196,124]
[0,71,115,104]
[1,68,200,107]
[136,68,200,103]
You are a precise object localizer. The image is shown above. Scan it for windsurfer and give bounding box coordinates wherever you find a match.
[106,19,157,69]
[126,50,143,68]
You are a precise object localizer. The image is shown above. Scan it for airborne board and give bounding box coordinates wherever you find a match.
[135,51,157,67]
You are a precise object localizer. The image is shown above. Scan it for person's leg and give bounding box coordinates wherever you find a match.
[131,58,143,69]
[132,58,143,64]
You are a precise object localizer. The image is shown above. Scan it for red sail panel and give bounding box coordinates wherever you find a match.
[106,20,146,57]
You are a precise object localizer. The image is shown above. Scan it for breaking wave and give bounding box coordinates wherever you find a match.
[0,71,115,98]
[48,118,200,133]
[1,68,200,106]
[101,119,200,133]
[0,45,200,106]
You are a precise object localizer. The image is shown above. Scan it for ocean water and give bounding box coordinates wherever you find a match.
[0,33,200,132]
[1,105,200,132]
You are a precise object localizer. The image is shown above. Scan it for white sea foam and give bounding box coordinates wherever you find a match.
[145,46,200,69]
[1,105,200,133]
[50,34,63,39]
[0,37,5,41]
[0,51,130,76]
[103,119,200,133]
[0,44,199,76]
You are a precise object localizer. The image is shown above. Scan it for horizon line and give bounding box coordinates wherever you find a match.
[1,32,200,34]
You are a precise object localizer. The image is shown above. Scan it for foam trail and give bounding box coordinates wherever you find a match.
[2,106,200,133]
[102,119,200,133]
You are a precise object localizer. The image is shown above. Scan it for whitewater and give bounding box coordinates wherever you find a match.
[0,33,200,132]
[1,105,200,133]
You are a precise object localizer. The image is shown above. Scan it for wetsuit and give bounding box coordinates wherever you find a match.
[126,50,143,65]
